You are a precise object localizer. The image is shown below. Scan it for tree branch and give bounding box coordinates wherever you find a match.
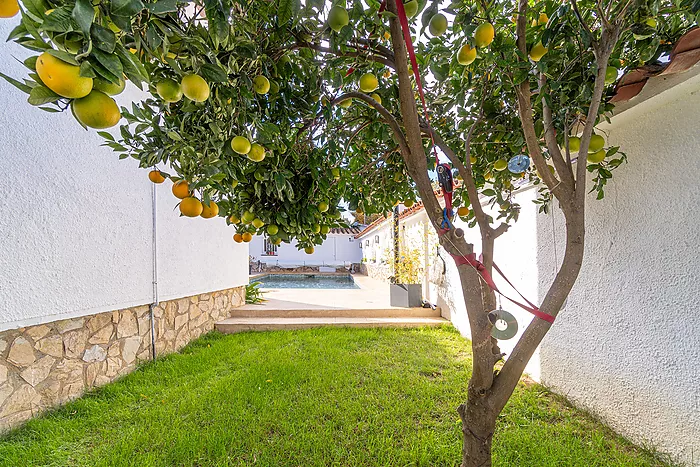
[332,91,409,156]
[515,0,571,202]
[539,73,575,187]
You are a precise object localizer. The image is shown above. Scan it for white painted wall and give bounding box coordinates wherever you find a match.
[537,70,700,466]
[250,233,362,266]
[0,21,248,332]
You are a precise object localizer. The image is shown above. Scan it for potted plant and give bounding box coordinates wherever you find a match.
[389,243,423,308]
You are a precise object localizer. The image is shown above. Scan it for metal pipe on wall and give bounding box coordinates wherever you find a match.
[149,182,159,361]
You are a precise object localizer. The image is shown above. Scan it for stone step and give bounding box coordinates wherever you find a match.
[215,316,449,334]
[229,306,441,319]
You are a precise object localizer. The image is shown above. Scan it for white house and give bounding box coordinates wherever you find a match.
[249,227,364,268]
[0,19,248,432]
[357,62,700,465]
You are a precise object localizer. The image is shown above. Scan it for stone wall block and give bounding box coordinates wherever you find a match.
[88,325,113,345]
[55,318,84,334]
[63,329,88,359]
[0,384,15,408]
[82,345,107,363]
[24,325,50,342]
[0,384,41,418]
[7,337,35,367]
[86,313,112,334]
[122,337,141,365]
[20,356,55,387]
[35,335,63,358]
[117,310,138,338]
[177,299,189,314]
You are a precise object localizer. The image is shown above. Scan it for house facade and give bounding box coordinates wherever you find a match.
[249,227,364,268]
[357,65,700,465]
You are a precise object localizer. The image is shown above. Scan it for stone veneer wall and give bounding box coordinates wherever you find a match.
[0,286,244,432]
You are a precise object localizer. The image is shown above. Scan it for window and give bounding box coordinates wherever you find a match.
[262,237,278,256]
[365,239,370,247]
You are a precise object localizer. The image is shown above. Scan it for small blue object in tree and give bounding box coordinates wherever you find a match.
[508,154,530,173]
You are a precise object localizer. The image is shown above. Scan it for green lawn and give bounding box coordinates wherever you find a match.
[0,327,670,467]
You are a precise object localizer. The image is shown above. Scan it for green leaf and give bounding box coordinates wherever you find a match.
[72,0,95,35]
[79,60,97,78]
[98,131,115,141]
[46,49,80,66]
[91,23,117,53]
[200,63,229,83]
[28,85,61,105]
[278,0,297,25]
[23,56,38,71]
[110,0,145,17]
[0,71,33,94]
[146,0,180,15]
[114,44,149,87]
[91,48,124,81]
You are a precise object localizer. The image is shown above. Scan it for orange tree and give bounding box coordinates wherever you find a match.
[1,0,697,464]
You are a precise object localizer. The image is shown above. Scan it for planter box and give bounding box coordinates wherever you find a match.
[390,283,422,308]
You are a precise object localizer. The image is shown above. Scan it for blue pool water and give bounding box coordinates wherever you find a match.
[253,274,359,289]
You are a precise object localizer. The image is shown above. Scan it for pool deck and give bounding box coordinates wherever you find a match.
[216,274,449,333]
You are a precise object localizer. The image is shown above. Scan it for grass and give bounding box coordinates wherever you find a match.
[0,326,671,467]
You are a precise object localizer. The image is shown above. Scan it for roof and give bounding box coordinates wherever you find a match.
[611,28,700,103]
[354,186,448,239]
[330,226,364,235]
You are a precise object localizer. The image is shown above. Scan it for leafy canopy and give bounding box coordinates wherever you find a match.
[2,0,697,247]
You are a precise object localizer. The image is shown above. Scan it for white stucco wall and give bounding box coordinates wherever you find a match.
[0,22,248,332]
[250,233,362,266]
[537,70,700,466]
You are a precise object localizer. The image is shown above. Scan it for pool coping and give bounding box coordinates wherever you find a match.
[250,272,354,280]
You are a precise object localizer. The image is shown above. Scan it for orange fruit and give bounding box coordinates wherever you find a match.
[180,197,203,217]
[200,201,219,218]
[233,233,243,243]
[0,0,20,18]
[172,180,189,199]
[149,170,165,184]
[71,90,121,129]
[35,52,93,98]
[304,246,315,254]
[241,232,253,242]
[457,206,470,217]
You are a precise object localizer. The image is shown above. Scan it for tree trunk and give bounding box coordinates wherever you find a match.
[458,393,498,467]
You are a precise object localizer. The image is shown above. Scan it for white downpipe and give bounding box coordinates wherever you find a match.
[149,182,158,360]
[423,222,430,303]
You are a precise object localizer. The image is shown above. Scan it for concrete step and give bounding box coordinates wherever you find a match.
[229,306,441,319]
[215,316,449,334]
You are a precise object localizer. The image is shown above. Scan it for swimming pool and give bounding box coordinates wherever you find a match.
[252,274,359,289]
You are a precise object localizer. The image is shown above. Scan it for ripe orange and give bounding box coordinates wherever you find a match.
[172,180,189,199]
[0,0,20,17]
[200,201,219,219]
[35,52,93,98]
[149,170,165,184]
[233,233,243,243]
[180,197,203,217]
[241,232,253,242]
[457,206,470,217]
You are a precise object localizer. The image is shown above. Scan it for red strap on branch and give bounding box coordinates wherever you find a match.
[437,229,554,324]
[394,0,440,168]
